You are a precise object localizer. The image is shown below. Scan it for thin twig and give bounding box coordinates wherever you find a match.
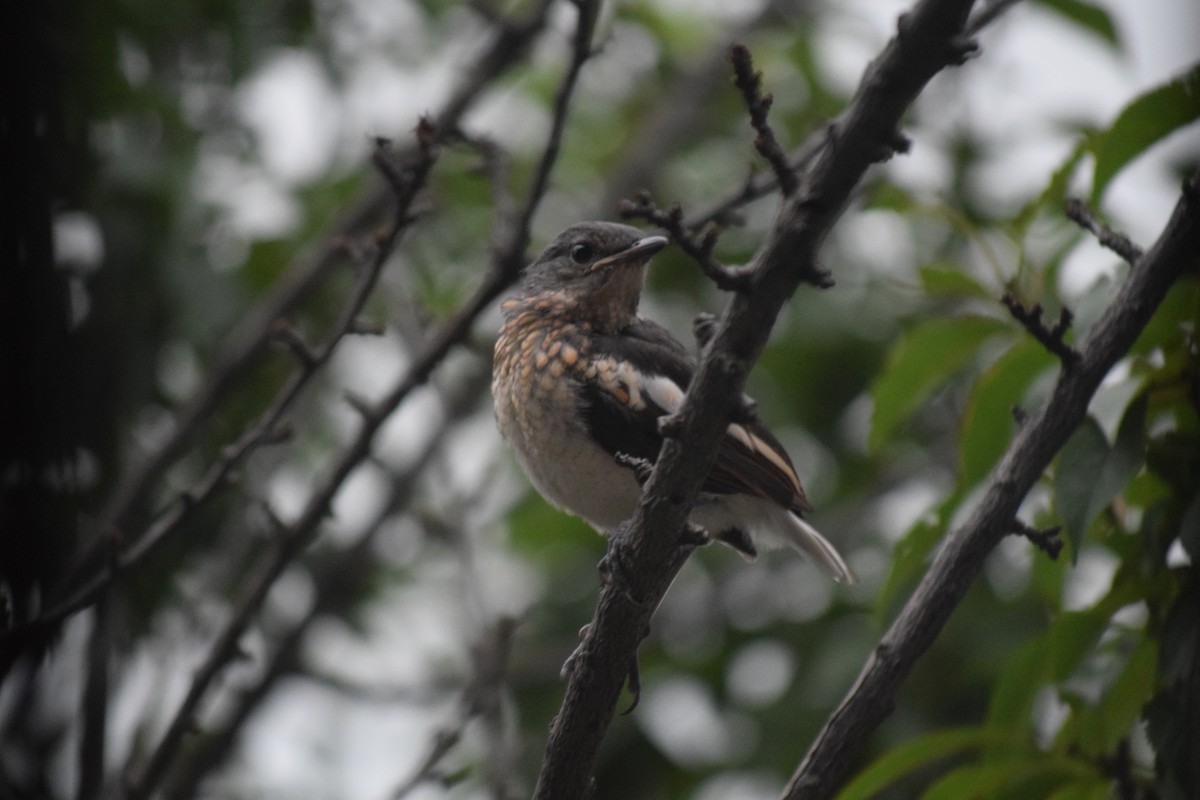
[495,0,601,272]
[787,171,1199,799]
[534,0,987,795]
[1066,198,1145,264]
[676,0,1026,234]
[160,373,485,798]
[1002,292,1080,365]
[122,130,440,800]
[29,0,559,677]
[384,619,517,800]
[125,4,600,795]
[620,192,751,291]
[1011,519,1064,560]
[730,44,798,196]
[12,137,437,660]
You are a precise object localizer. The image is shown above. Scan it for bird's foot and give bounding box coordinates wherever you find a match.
[678,522,711,549]
[598,534,644,606]
[716,527,758,561]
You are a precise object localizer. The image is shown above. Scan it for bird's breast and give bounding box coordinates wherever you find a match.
[492,314,640,531]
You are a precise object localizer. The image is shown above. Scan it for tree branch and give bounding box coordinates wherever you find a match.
[29,0,559,673]
[533,0,985,796]
[1002,292,1080,365]
[730,43,799,196]
[785,173,1200,798]
[1065,197,1145,264]
[122,3,601,794]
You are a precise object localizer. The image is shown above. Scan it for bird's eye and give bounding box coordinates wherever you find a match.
[569,243,594,265]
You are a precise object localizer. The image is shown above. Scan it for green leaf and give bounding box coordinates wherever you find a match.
[874,492,961,620]
[1032,0,1120,50]
[920,758,1093,800]
[1055,398,1146,559]
[919,263,995,300]
[986,585,1136,746]
[837,727,1022,800]
[870,316,1010,449]
[1013,137,1091,234]
[959,339,1056,489]
[1044,780,1117,800]
[1072,637,1157,756]
[1091,63,1200,202]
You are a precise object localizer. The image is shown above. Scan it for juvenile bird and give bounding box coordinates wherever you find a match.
[492,221,855,583]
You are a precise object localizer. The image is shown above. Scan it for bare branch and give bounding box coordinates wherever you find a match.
[730,43,798,196]
[160,373,485,798]
[1066,197,1145,264]
[1002,293,1080,364]
[533,1,988,796]
[786,173,1199,798]
[30,0,559,673]
[122,4,601,795]
[76,599,109,800]
[1011,519,1064,560]
[620,192,751,291]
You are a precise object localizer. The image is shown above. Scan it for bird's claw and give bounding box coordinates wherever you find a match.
[599,537,644,606]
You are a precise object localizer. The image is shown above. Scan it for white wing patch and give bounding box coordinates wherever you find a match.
[643,374,685,412]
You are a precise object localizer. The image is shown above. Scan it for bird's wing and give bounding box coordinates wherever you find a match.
[579,319,811,515]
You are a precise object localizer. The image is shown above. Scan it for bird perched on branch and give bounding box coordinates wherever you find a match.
[492,221,855,584]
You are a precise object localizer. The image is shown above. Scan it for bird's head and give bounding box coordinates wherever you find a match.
[513,221,669,331]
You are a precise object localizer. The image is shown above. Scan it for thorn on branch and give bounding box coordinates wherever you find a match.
[1011,519,1064,560]
[809,261,836,289]
[619,191,752,292]
[946,35,981,65]
[271,319,319,368]
[873,129,912,163]
[1065,198,1144,264]
[729,44,798,196]
[1001,293,1079,365]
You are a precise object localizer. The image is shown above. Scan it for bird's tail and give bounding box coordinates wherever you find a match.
[785,512,857,584]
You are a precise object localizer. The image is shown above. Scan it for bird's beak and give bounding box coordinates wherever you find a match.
[589,235,669,273]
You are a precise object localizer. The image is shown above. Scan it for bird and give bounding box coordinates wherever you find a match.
[491,221,855,584]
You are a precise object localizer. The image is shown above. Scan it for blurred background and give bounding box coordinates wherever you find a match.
[2,0,1197,798]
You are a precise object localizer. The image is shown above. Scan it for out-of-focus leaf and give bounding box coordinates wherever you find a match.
[1055,398,1146,559]
[874,492,961,619]
[1044,779,1117,800]
[869,316,1010,449]
[867,182,918,212]
[958,339,1055,489]
[1013,138,1090,233]
[1091,63,1200,202]
[837,726,1019,800]
[1067,637,1156,756]
[986,579,1137,745]
[920,757,1093,800]
[919,263,994,300]
[1032,0,1120,49]
[1145,581,1200,797]
[1133,277,1200,356]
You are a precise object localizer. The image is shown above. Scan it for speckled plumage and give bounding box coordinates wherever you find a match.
[491,221,855,583]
